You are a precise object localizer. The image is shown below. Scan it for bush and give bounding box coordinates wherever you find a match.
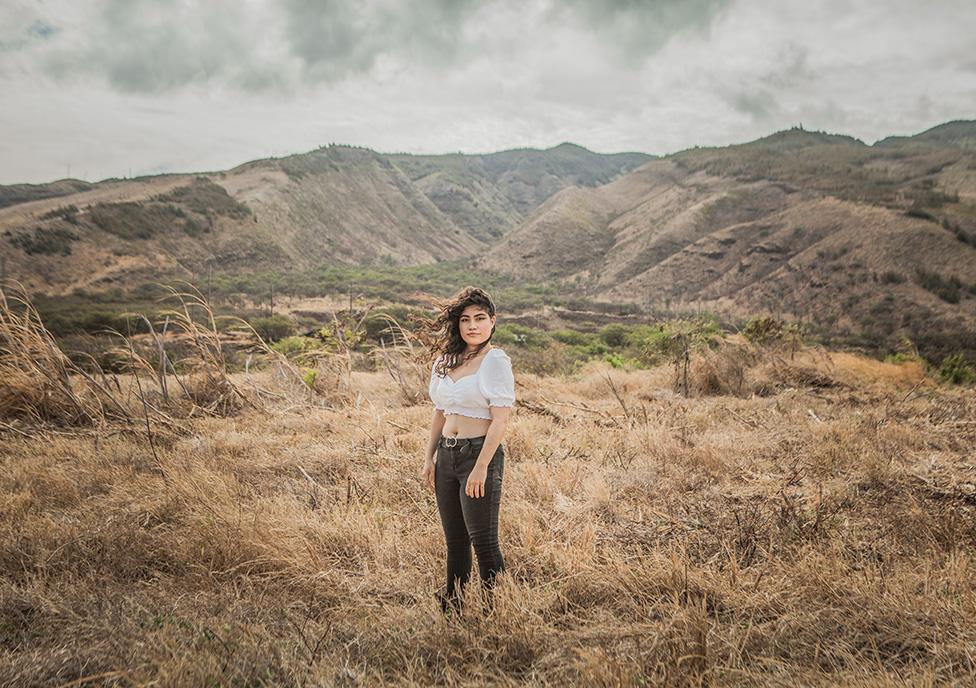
[884,352,917,364]
[880,271,906,284]
[154,177,252,220]
[938,353,975,385]
[8,227,78,256]
[741,316,803,348]
[493,323,551,349]
[904,207,937,222]
[271,336,321,358]
[89,201,187,240]
[250,315,297,342]
[551,329,594,346]
[915,269,963,304]
[39,204,80,224]
[598,324,629,348]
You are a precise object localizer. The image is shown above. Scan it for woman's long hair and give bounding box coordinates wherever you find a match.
[413,286,497,377]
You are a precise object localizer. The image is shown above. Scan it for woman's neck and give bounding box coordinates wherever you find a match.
[465,343,492,356]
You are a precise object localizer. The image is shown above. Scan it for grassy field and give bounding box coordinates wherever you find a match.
[1,302,974,686]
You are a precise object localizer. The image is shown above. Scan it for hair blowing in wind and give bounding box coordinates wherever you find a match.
[411,286,497,377]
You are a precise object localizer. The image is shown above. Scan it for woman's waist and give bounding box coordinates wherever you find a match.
[442,406,493,421]
[438,433,489,448]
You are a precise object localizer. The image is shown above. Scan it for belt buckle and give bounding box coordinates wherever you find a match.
[444,436,458,448]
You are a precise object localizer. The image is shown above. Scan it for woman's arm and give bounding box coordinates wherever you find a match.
[464,406,511,498]
[420,408,446,492]
[473,406,512,471]
[426,408,447,464]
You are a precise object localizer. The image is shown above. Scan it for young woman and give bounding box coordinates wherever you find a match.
[418,287,515,616]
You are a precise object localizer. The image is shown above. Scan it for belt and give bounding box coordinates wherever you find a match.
[439,435,486,449]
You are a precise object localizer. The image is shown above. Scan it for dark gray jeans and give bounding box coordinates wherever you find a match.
[434,434,506,611]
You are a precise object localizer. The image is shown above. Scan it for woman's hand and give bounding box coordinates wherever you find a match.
[420,458,435,492]
[465,463,489,499]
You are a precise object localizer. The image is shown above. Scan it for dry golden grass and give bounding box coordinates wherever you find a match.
[1,349,974,686]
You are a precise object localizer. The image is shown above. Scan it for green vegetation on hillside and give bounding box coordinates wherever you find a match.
[86,178,252,240]
[5,226,78,256]
[672,126,969,214]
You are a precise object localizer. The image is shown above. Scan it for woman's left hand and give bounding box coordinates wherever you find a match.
[465,463,489,499]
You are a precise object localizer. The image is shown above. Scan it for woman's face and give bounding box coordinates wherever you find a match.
[459,305,495,348]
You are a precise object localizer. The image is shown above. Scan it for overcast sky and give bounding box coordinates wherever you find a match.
[1,0,974,184]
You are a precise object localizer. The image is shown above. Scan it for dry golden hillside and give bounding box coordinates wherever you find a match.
[2,319,974,685]
[0,143,649,297]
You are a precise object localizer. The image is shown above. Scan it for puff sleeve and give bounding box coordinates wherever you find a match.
[478,350,516,407]
[429,357,446,410]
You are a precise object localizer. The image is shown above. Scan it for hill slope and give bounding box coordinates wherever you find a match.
[484,124,976,357]
[0,143,651,295]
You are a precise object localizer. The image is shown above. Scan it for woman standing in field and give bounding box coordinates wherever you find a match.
[418,286,516,616]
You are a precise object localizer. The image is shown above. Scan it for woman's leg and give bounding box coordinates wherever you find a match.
[459,445,506,603]
[434,444,471,612]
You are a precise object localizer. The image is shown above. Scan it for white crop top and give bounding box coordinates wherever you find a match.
[429,347,516,420]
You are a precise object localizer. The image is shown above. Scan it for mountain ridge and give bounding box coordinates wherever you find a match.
[2,120,975,359]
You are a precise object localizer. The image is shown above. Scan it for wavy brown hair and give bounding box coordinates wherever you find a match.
[412,286,497,377]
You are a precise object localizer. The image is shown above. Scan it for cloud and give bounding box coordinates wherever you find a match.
[0,7,59,56]
[6,0,490,93]
[1,0,975,183]
[715,44,815,123]
[282,0,484,83]
[34,0,298,93]
[5,0,737,94]
[550,0,733,65]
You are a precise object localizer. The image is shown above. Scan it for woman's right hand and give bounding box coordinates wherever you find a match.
[420,459,435,492]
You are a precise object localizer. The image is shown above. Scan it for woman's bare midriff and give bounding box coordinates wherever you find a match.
[440,345,495,439]
[442,413,492,439]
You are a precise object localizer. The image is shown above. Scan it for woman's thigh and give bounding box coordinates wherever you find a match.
[435,447,465,523]
[458,445,504,532]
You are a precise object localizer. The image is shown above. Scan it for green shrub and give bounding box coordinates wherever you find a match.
[250,314,297,342]
[89,201,187,240]
[598,324,628,348]
[271,335,321,357]
[39,204,80,224]
[904,207,936,222]
[154,177,252,220]
[8,227,78,255]
[938,353,975,385]
[880,271,906,284]
[493,323,551,349]
[915,268,963,304]
[741,316,803,347]
[551,328,594,346]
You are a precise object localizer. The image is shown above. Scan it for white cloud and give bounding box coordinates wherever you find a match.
[0,0,973,183]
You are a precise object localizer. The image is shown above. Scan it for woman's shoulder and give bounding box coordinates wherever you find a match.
[487,346,510,360]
